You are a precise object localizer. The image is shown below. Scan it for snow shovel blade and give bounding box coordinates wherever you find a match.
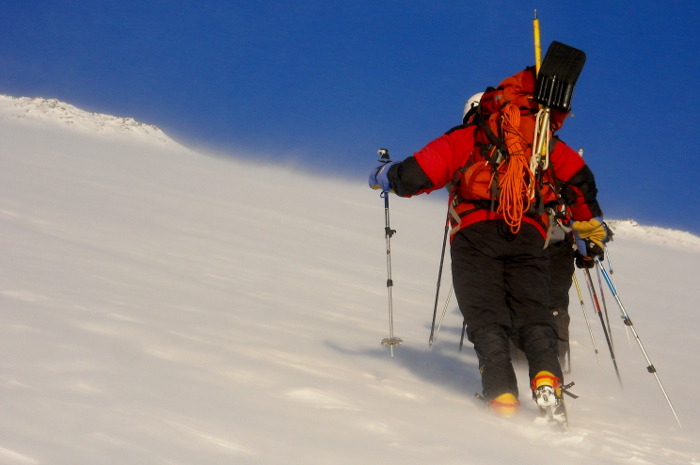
[535,41,586,112]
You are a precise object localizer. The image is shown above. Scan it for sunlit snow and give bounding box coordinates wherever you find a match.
[1,96,698,465]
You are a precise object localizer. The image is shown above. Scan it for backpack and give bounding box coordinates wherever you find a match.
[455,66,568,234]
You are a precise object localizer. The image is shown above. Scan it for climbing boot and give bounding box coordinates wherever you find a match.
[531,371,568,430]
[489,392,520,419]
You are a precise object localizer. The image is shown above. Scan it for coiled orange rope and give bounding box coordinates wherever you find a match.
[497,104,535,234]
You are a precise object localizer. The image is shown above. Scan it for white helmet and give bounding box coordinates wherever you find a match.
[462,92,484,121]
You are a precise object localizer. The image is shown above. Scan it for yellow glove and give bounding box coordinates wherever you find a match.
[572,217,608,252]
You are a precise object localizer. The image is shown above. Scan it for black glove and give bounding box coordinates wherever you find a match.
[575,249,597,269]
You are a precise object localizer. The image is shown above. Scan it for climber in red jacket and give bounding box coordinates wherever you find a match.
[369,67,608,426]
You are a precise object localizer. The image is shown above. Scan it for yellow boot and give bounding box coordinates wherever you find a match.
[531,370,562,398]
[531,371,567,429]
[489,392,520,418]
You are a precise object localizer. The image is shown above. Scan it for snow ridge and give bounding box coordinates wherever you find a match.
[0,94,180,148]
[607,219,700,248]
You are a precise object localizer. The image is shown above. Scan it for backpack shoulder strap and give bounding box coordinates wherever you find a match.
[472,109,507,165]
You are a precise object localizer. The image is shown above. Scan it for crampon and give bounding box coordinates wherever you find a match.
[532,371,570,431]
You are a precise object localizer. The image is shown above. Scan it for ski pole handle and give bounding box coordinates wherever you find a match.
[378,148,391,163]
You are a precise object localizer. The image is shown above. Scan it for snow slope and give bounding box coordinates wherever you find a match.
[1,96,698,465]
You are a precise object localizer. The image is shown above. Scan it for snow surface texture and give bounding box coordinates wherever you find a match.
[1,96,698,465]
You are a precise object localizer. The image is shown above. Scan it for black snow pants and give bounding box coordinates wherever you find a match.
[451,220,563,400]
[547,232,575,368]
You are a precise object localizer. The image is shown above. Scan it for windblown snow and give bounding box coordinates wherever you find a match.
[1,96,698,465]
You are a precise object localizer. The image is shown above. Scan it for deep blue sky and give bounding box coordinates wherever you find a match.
[2,1,698,233]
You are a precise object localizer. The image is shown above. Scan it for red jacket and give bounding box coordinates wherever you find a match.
[388,124,602,239]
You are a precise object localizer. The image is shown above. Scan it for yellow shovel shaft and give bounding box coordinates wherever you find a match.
[533,10,542,73]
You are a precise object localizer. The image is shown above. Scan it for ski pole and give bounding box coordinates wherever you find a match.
[572,273,601,366]
[582,267,622,385]
[604,244,616,277]
[377,148,402,357]
[595,262,614,351]
[604,244,633,347]
[431,285,453,347]
[429,210,451,347]
[594,258,683,429]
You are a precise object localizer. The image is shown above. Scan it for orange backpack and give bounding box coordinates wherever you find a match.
[456,66,568,234]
